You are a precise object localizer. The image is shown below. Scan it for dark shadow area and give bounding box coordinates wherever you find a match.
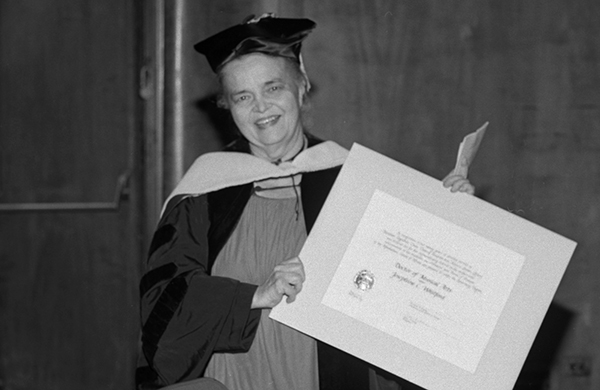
[318,343,370,390]
[513,301,574,389]
[370,366,426,390]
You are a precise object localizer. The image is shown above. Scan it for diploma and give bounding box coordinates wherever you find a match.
[270,142,576,390]
[321,189,524,373]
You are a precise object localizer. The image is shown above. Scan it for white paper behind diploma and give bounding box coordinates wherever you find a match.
[322,189,525,373]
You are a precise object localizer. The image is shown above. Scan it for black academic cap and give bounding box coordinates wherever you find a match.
[194,14,316,72]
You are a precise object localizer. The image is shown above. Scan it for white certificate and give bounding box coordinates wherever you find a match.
[270,143,576,390]
[321,189,524,373]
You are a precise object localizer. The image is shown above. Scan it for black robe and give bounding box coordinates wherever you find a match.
[137,135,368,389]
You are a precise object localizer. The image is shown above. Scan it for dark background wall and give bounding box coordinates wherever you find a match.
[0,1,141,389]
[1,0,598,389]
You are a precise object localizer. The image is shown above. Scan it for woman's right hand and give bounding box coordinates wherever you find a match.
[251,257,305,309]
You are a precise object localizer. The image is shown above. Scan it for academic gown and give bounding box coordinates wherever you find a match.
[137,135,369,390]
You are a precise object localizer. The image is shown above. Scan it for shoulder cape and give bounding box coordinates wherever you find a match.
[162,140,348,215]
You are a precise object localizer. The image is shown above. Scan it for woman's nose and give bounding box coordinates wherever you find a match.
[253,96,270,112]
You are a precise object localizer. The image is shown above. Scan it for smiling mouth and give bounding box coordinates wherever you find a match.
[255,115,280,129]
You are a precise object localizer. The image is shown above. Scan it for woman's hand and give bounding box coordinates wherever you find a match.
[251,257,306,309]
[443,172,475,195]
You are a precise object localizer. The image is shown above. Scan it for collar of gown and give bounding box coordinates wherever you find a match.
[162,140,349,214]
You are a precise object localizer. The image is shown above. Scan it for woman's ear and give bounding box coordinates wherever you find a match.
[298,78,309,106]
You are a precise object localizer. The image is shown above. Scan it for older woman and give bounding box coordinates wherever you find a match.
[137,14,474,390]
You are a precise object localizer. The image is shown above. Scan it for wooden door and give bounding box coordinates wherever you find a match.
[0,1,142,389]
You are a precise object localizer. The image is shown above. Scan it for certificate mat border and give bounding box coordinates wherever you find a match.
[270,143,576,390]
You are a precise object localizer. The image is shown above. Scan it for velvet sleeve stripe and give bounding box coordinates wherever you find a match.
[141,273,189,364]
[148,224,177,258]
[139,262,177,297]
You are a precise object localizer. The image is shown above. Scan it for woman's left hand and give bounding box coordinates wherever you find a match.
[443,172,475,195]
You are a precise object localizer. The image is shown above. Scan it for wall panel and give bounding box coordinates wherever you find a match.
[0,1,141,389]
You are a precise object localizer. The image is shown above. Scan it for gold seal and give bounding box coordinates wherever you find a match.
[354,270,375,291]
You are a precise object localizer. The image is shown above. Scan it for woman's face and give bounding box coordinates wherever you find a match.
[220,53,305,161]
